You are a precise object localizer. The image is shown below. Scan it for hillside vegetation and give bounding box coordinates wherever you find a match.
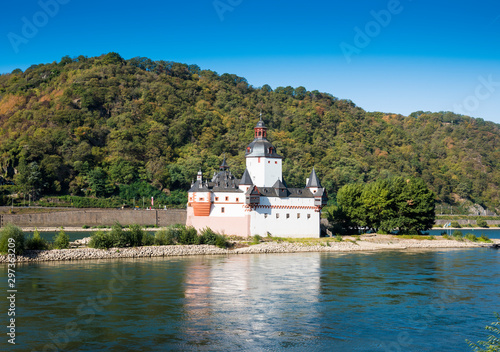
[0,53,499,212]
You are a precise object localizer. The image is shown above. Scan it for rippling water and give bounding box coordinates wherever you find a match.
[2,249,500,351]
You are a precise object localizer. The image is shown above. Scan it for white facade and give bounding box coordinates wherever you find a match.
[246,157,282,187]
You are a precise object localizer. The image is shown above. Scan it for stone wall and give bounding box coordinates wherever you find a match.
[0,208,186,228]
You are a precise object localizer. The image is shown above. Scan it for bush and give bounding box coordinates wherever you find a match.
[476,219,489,228]
[465,233,478,242]
[128,224,145,247]
[335,234,343,242]
[53,228,70,249]
[452,230,464,241]
[142,232,155,246]
[451,221,461,228]
[478,234,493,243]
[88,230,114,249]
[154,228,176,245]
[179,226,199,245]
[26,228,49,250]
[110,222,131,248]
[199,227,229,248]
[0,224,25,255]
[251,234,262,244]
[82,225,90,229]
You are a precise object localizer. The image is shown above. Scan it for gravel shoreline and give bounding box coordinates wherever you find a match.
[1,235,498,263]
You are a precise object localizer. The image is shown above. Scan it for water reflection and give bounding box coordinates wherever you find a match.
[1,249,499,351]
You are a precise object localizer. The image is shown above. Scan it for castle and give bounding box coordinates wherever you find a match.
[186,116,327,238]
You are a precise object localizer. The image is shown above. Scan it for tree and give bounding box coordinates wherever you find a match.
[15,160,45,200]
[0,224,25,255]
[467,313,500,352]
[336,183,366,230]
[53,228,70,249]
[389,177,436,235]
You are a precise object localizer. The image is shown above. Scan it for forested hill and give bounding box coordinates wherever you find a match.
[0,53,499,212]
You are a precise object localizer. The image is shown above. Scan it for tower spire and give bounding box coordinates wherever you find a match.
[220,153,229,170]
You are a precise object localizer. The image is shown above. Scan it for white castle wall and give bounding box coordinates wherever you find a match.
[250,196,321,238]
[246,157,282,187]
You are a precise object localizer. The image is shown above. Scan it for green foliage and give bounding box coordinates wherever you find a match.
[109,222,130,247]
[53,228,70,249]
[178,226,199,245]
[451,221,462,228]
[128,224,145,247]
[25,228,49,250]
[251,234,262,244]
[0,224,25,255]
[478,234,493,243]
[199,227,229,248]
[142,232,155,246]
[1,55,500,213]
[154,226,180,245]
[335,234,343,242]
[88,230,114,249]
[452,230,464,241]
[467,313,500,352]
[465,233,478,242]
[476,219,489,228]
[334,177,435,235]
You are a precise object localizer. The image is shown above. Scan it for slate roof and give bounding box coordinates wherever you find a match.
[306,167,322,188]
[239,168,253,185]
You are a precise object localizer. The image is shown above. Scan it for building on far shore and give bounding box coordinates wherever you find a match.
[186,116,327,238]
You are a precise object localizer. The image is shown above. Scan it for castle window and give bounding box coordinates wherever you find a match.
[225,196,229,201]
[276,213,280,219]
[264,214,268,218]
[215,197,219,201]
[221,207,225,213]
[199,198,204,201]
[269,147,272,154]
[307,214,311,219]
[286,213,290,219]
[297,213,300,219]
[268,161,270,163]
[236,198,239,202]
[275,161,278,164]
[247,147,251,153]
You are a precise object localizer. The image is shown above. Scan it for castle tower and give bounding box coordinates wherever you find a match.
[245,115,283,187]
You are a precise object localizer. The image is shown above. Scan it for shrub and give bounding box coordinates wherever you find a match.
[128,224,145,247]
[0,224,25,255]
[451,221,461,228]
[82,225,90,229]
[478,234,493,243]
[452,230,464,241]
[142,232,155,246]
[476,219,489,228]
[53,228,70,249]
[251,234,262,244]
[465,233,478,242]
[335,234,343,242]
[26,228,49,250]
[88,230,114,249]
[110,222,130,247]
[154,227,179,245]
[179,226,199,245]
[200,227,229,248]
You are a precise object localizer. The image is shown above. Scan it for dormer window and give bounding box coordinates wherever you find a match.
[269,147,273,154]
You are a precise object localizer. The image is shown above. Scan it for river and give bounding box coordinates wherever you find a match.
[2,248,499,351]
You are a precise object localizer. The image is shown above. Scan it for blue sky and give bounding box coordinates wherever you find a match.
[1,0,499,123]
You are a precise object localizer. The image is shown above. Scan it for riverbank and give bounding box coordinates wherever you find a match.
[1,234,498,263]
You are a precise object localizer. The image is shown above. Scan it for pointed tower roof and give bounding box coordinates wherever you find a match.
[239,168,253,185]
[306,167,322,188]
[272,179,286,189]
[220,154,229,170]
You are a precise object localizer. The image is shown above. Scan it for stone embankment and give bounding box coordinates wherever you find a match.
[1,235,498,263]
